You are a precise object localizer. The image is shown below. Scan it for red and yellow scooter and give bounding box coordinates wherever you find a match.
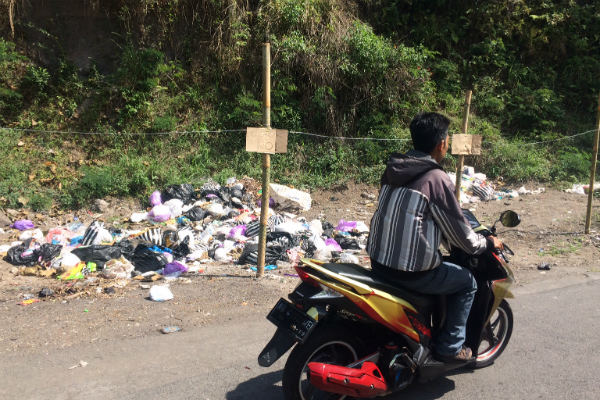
[258,210,520,400]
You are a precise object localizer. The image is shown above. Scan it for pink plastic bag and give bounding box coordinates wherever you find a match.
[336,219,357,232]
[164,261,188,275]
[325,238,342,252]
[149,190,162,206]
[11,219,35,231]
[228,224,247,238]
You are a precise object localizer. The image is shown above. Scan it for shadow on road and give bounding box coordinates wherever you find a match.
[226,370,284,399]
[227,369,458,400]
[383,377,456,399]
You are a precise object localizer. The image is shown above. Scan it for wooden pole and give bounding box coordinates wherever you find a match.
[455,90,472,201]
[584,93,600,234]
[257,41,271,277]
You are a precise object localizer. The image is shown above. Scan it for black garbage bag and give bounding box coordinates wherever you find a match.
[230,188,244,199]
[322,221,335,238]
[200,189,223,201]
[301,239,317,258]
[162,184,196,204]
[4,239,38,266]
[38,244,63,262]
[237,243,282,265]
[184,206,207,221]
[115,239,136,261]
[71,245,122,268]
[335,235,361,250]
[267,232,299,250]
[170,236,191,259]
[131,244,169,273]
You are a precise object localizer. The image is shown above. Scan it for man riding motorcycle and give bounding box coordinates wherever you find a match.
[367,112,503,362]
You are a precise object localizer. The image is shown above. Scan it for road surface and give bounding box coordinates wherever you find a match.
[1,276,599,400]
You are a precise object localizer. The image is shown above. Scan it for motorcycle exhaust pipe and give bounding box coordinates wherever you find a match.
[308,361,389,398]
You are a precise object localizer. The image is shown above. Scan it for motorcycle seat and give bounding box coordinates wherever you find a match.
[320,263,436,313]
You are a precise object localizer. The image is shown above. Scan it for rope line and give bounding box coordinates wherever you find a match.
[0,127,246,135]
[520,129,596,146]
[0,126,595,144]
[288,130,411,141]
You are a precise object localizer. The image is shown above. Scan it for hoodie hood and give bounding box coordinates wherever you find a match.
[382,151,443,186]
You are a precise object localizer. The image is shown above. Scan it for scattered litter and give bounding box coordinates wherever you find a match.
[160,326,182,334]
[537,262,551,271]
[19,299,40,306]
[149,285,174,302]
[0,177,375,287]
[68,360,88,370]
[250,265,277,272]
[565,183,600,195]
[450,166,545,203]
[38,288,54,298]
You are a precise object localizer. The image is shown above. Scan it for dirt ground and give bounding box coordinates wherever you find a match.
[1,184,599,354]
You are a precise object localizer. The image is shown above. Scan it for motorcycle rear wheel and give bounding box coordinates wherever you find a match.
[282,326,362,400]
[472,299,513,368]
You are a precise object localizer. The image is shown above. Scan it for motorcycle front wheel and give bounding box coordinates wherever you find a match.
[282,326,362,400]
[472,299,513,368]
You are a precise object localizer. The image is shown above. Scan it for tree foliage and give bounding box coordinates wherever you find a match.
[0,0,598,208]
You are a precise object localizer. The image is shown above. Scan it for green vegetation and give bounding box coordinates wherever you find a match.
[540,237,584,256]
[0,0,598,210]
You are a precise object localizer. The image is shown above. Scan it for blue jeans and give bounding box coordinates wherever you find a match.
[372,261,477,356]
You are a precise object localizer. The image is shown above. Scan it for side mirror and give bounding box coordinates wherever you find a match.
[499,210,520,227]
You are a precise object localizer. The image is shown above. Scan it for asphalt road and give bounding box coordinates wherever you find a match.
[2,276,599,400]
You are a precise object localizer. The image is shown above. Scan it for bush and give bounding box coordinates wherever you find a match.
[483,139,551,182]
[19,66,50,100]
[549,148,591,183]
[28,192,53,211]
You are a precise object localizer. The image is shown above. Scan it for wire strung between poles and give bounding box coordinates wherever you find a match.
[0,126,596,145]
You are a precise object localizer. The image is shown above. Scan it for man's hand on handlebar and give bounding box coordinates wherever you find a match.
[488,236,504,251]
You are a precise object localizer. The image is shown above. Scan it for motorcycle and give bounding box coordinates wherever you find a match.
[258,210,521,399]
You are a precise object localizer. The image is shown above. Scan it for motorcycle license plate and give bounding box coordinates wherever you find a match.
[267,298,317,343]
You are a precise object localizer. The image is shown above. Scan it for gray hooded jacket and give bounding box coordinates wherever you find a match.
[367,150,489,272]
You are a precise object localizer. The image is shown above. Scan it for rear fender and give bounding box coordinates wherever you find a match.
[258,328,296,367]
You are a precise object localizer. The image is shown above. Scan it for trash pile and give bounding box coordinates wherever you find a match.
[0,178,370,283]
[450,166,545,203]
[565,183,600,195]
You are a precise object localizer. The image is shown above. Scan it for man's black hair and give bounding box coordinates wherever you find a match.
[409,112,450,154]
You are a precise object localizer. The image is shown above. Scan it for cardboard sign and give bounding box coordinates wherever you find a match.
[246,128,288,154]
[451,134,482,155]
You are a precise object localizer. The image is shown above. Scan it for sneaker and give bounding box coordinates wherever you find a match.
[435,346,474,363]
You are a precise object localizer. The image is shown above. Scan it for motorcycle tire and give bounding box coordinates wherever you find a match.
[282,325,363,400]
[471,299,513,369]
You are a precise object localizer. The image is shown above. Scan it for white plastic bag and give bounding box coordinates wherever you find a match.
[339,252,360,264]
[149,285,174,302]
[130,212,149,223]
[149,204,172,222]
[19,228,44,241]
[101,256,134,279]
[164,199,184,218]
[269,183,312,211]
[60,253,82,270]
[206,203,226,217]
